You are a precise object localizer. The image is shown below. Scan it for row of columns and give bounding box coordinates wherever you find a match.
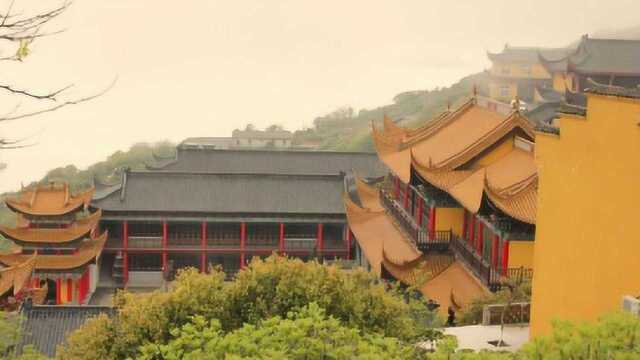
[463,211,510,275]
[119,220,351,285]
[392,175,437,239]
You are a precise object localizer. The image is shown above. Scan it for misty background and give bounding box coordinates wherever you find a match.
[1,0,639,192]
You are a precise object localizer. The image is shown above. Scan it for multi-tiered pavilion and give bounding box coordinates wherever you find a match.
[0,183,105,305]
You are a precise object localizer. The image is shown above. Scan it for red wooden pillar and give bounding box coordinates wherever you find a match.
[403,183,410,210]
[240,223,246,269]
[502,240,510,275]
[200,221,207,273]
[491,234,500,269]
[428,206,436,240]
[55,279,62,305]
[476,222,484,255]
[162,220,168,272]
[66,279,73,304]
[468,216,475,246]
[279,223,285,254]
[317,223,324,256]
[416,197,424,227]
[346,227,352,260]
[123,221,129,286]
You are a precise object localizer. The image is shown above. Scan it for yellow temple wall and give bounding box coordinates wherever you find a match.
[507,241,534,269]
[530,94,640,338]
[488,81,517,101]
[552,72,569,93]
[435,207,465,236]
[489,62,551,79]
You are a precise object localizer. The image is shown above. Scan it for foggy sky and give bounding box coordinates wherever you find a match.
[1,0,639,192]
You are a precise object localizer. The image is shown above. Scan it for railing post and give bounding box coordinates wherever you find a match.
[491,234,499,269]
[345,226,352,260]
[200,221,207,273]
[123,221,129,286]
[162,220,168,273]
[240,223,246,269]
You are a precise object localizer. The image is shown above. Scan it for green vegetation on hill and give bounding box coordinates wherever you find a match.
[295,72,489,152]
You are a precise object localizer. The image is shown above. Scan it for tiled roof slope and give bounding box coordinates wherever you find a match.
[16,305,115,357]
[147,149,387,178]
[93,171,348,215]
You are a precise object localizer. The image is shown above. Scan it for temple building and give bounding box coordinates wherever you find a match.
[530,82,640,336]
[344,95,537,313]
[91,149,385,288]
[0,183,105,305]
[539,35,640,95]
[487,45,572,103]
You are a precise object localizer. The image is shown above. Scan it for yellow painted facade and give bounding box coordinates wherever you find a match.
[435,207,465,236]
[489,62,551,80]
[488,81,517,102]
[552,72,570,93]
[507,241,535,269]
[530,93,640,337]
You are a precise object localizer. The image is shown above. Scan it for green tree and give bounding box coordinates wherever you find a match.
[137,303,421,360]
[58,256,441,359]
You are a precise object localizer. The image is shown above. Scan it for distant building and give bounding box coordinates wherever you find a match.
[180,128,295,150]
[530,82,640,337]
[487,45,573,103]
[231,128,293,149]
[539,35,640,94]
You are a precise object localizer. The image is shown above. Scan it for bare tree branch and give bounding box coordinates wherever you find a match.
[0,77,117,122]
[0,83,73,100]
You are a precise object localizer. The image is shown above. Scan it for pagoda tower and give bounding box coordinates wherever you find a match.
[0,182,106,305]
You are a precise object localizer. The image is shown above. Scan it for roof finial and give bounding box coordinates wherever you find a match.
[447,100,451,111]
[511,96,521,112]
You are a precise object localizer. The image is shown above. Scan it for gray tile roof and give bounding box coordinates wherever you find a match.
[525,102,562,125]
[93,171,348,215]
[16,305,115,357]
[147,148,387,178]
[488,46,573,64]
[569,38,640,75]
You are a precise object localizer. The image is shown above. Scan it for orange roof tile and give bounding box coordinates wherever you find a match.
[344,196,421,274]
[0,232,107,271]
[353,175,383,211]
[0,254,35,296]
[5,184,94,216]
[0,210,101,244]
[372,126,411,183]
[419,261,489,313]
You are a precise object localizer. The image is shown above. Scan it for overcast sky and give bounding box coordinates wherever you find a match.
[0,0,638,192]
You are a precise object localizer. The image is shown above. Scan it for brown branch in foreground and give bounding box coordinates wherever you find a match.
[0,83,73,100]
[0,77,117,122]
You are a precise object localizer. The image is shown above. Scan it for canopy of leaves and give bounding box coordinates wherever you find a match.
[137,303,421,360]
[58,256,439,360]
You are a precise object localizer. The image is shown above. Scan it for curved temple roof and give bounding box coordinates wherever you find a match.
[375,96,538,224]
[344,179,488,311]
[0,232,107,271]
[0,254,35,296]
[0,210,102,244]
[6,184,94,217]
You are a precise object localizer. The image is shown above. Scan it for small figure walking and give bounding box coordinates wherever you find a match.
[446,306,456,327]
